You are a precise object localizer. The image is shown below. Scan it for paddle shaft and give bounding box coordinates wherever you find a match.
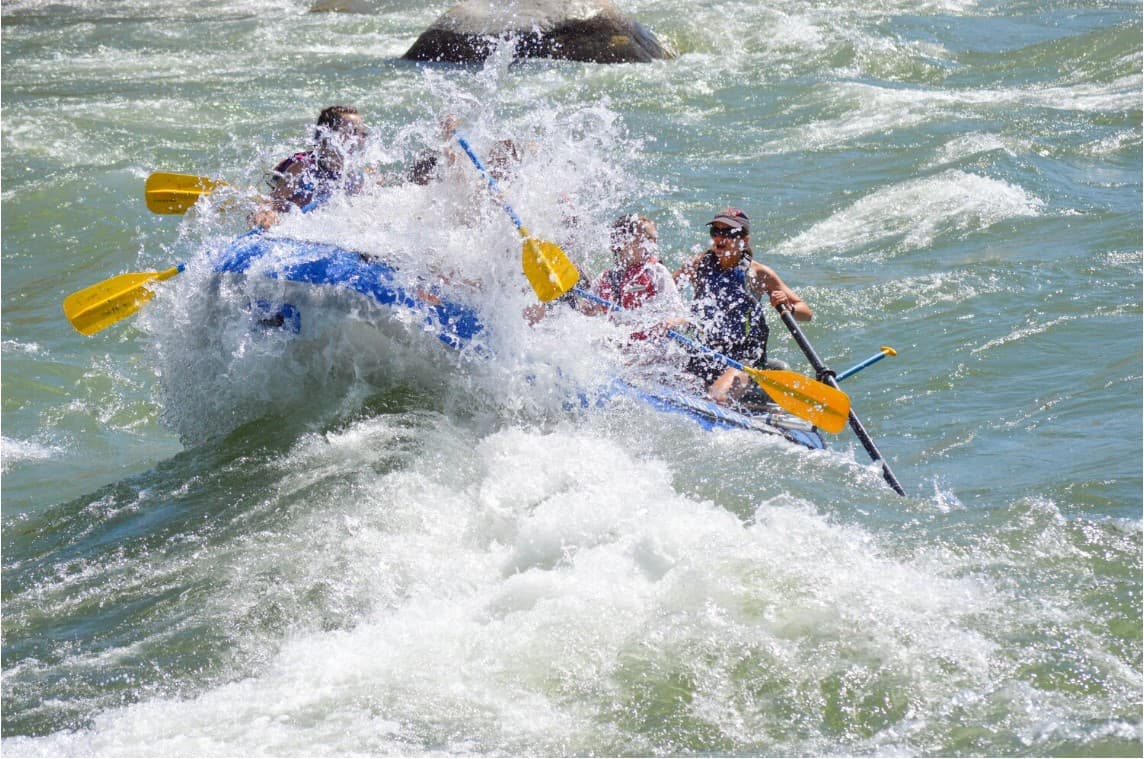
[455,136,526,230]
[454,134,581,302]
[572,286,736,363]
[836,346,897,382]
[777,308,906,495]
[570,286,710,353]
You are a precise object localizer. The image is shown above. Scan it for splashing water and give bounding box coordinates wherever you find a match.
[2,0,1139,755]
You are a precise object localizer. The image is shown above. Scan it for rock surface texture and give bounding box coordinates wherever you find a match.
[403,0,673,64]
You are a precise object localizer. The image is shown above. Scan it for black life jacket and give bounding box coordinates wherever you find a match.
[691,250,770,367]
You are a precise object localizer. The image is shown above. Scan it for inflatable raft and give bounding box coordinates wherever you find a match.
[213,234,827,451]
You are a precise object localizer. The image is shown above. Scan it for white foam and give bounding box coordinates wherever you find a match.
[764,76,1140,156]
[777,170,1044,258]
[927,132,1018,168]
[1,339,42,355]
[1,424,1005,756]
[1,436,60,472]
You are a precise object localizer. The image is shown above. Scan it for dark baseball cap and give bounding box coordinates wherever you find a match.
[706,208,750,234]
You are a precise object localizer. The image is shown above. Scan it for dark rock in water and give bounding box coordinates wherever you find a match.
[403,0,674,64]
[309,0,385,11]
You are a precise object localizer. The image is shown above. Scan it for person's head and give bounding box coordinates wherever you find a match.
[706,207,751,268]
[313,105,368,167]
[609,214,658,267]
[488,139,522,182]
[407,150,439,185]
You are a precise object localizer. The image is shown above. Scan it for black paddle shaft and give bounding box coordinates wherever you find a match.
[778,309,907,496]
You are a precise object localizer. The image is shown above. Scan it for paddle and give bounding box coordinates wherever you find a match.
[572,287,851,434]
[454,135,581,302]
[64,198,323,335]
[63,264,185,335]
[776,308,906,495]
[65,170,222,332]
[145,172,226,214]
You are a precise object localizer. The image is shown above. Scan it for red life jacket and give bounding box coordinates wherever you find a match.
[593,257,666,340]
[595,257,663,311]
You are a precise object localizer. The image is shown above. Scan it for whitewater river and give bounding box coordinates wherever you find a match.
[2,0,1140,755]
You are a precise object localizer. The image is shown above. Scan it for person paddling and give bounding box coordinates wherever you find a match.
[249,105,370,229]
[524,215,684,344]
[673,208,811,404]
[584,214,687,339]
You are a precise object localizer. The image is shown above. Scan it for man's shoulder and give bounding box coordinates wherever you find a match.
[273,151,312,175]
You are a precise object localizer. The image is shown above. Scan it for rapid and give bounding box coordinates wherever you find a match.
[2,0,1141,755]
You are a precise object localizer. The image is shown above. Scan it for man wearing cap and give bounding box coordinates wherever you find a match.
[673,208,812,404]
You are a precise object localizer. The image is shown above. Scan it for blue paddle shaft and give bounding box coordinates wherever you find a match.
[456,135,525,230]
[836,349,892,381]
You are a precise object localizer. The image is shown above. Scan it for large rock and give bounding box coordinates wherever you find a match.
[309,0,385,11]
[403,0,673,64]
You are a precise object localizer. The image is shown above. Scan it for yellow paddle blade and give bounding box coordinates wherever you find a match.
[63,266,181,335]
[743,366,851,434]
[521,233,580,302]
[145,172,224,214]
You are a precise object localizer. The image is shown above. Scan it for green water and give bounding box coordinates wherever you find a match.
[2,0,1140,755]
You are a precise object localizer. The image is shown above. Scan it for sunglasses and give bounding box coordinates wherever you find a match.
[710,226,746,239]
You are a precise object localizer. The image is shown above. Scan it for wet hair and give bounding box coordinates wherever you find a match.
[487,139,522,181]
[488,139,521,165]
[407,150,439,185]
[314,105,361,139]
[609,214,656,257]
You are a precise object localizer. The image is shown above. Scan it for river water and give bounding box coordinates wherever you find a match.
[2,0,1141,755]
